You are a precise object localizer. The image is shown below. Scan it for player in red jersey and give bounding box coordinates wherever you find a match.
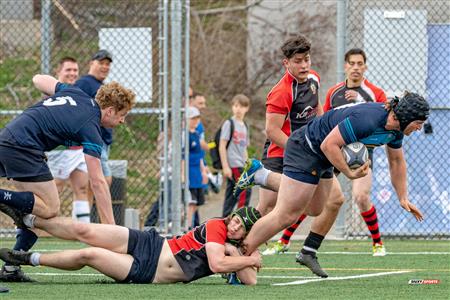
[257,35,323,255]
[0,207,262,285]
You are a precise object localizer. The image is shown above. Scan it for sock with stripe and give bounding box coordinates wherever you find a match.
[301,231,325,255]
[280,214,306,245]
[361,205,382,245]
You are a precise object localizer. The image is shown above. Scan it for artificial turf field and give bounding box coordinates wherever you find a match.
[0,238,448,299]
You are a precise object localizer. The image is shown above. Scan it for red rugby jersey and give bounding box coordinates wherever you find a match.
[167,218,227,282]
[323,78,386,112]
[263,70,320,159]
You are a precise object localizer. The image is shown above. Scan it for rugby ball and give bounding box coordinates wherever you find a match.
[341,142,369,169]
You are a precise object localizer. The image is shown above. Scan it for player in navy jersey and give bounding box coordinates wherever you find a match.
[233,93,429,269]
[270,48,389,261]
[75,50,115,204]
[0,207,262,285]
[0,74,135,282]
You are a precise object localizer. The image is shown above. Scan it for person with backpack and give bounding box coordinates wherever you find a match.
[216,95,251,217]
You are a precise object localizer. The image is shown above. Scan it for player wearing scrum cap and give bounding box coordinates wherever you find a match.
[0,207,262,285]
[233,93,429,276]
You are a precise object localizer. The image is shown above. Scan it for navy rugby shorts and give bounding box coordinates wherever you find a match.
[0,129,53,182]
[283,127,333,185]
[122,228,165,283]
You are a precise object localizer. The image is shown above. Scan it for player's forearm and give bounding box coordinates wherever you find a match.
[389,158,408,201]
[211,255,257,274]
[266,127,288,149]
[91,179,115,224]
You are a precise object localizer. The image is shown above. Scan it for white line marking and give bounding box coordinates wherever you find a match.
[273,270,411,286]
[28,272,104,277]
[30,249,450,255]
[283,251,450,255]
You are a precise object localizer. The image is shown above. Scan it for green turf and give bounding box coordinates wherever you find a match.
[0,238,448,299]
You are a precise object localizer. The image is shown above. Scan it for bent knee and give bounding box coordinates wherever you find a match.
[73,222,92,240]
[326,194,345,211]
[353,193,370,206]
[78,248,100,264]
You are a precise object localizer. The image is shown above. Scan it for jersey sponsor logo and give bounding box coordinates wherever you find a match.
[296,105,315,119]
[43,96,77,107]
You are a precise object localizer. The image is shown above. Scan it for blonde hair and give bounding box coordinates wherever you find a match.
[231,94,250,107]
[96,81,136,111]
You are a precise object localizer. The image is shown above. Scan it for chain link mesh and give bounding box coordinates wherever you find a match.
[1,0,448,239]
[1,0,165,236]
[344,0,449,238]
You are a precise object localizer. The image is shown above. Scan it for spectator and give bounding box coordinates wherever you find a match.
[220,94,251,217]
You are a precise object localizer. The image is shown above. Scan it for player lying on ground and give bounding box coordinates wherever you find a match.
[0,207,262,285]
[233,93,429,267]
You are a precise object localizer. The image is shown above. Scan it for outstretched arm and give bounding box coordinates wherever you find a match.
[205,242,261,279]
[84,154,115,224]
[386,146,423,221]
[32,74,58,95]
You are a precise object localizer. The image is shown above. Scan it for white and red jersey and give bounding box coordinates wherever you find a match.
[167,218,227,283]
[323,78,386,112]
[263,69,320,159]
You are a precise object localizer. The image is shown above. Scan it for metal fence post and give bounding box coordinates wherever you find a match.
[183,0,191,231]
[171,0,183,235]
[334,0,348,238]
[40,0,52,74]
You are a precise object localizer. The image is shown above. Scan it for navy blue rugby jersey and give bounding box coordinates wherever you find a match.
[304,102,403,156]
[4,83,103,158]
[75,75,113,145]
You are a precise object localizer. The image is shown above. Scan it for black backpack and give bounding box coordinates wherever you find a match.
[210,118,247,170]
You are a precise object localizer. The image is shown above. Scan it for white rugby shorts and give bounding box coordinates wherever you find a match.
[47,149,87,180]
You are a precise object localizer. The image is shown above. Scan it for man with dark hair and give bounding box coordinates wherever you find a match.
[0,207,262,285]
[234,93,429,276]
[0,74,135,282]
[268,48,389,266]
[254,35,323,255]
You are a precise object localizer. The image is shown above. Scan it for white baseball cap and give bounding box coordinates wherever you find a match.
[187,106,200,119]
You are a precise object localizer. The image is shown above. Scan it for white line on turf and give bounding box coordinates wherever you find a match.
[273,270,411,286]
[31,249,450,255]
[283,251,450,255]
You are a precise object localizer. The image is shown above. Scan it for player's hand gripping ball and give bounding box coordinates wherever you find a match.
[341,142,369,169]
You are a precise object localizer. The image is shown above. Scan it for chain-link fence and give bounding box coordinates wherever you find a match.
[0,0,173,236]
[343,0,449,238]
[1,0,448,239]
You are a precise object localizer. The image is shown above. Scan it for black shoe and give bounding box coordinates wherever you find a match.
[0,286,9,293]
[0,249,32,266]
[0,204,26,229]
[0,265,34,282]
[296,252,328,278]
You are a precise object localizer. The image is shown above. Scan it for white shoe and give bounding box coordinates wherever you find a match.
[262,241,289,255]
[372,243,386,256]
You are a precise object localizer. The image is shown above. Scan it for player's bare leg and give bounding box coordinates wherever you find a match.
[12,180,60,219]
[256,188,278,216]
[243,174,317,255]
[34,217,129,253]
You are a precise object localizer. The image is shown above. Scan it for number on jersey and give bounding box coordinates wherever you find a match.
[43,96,77,106]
